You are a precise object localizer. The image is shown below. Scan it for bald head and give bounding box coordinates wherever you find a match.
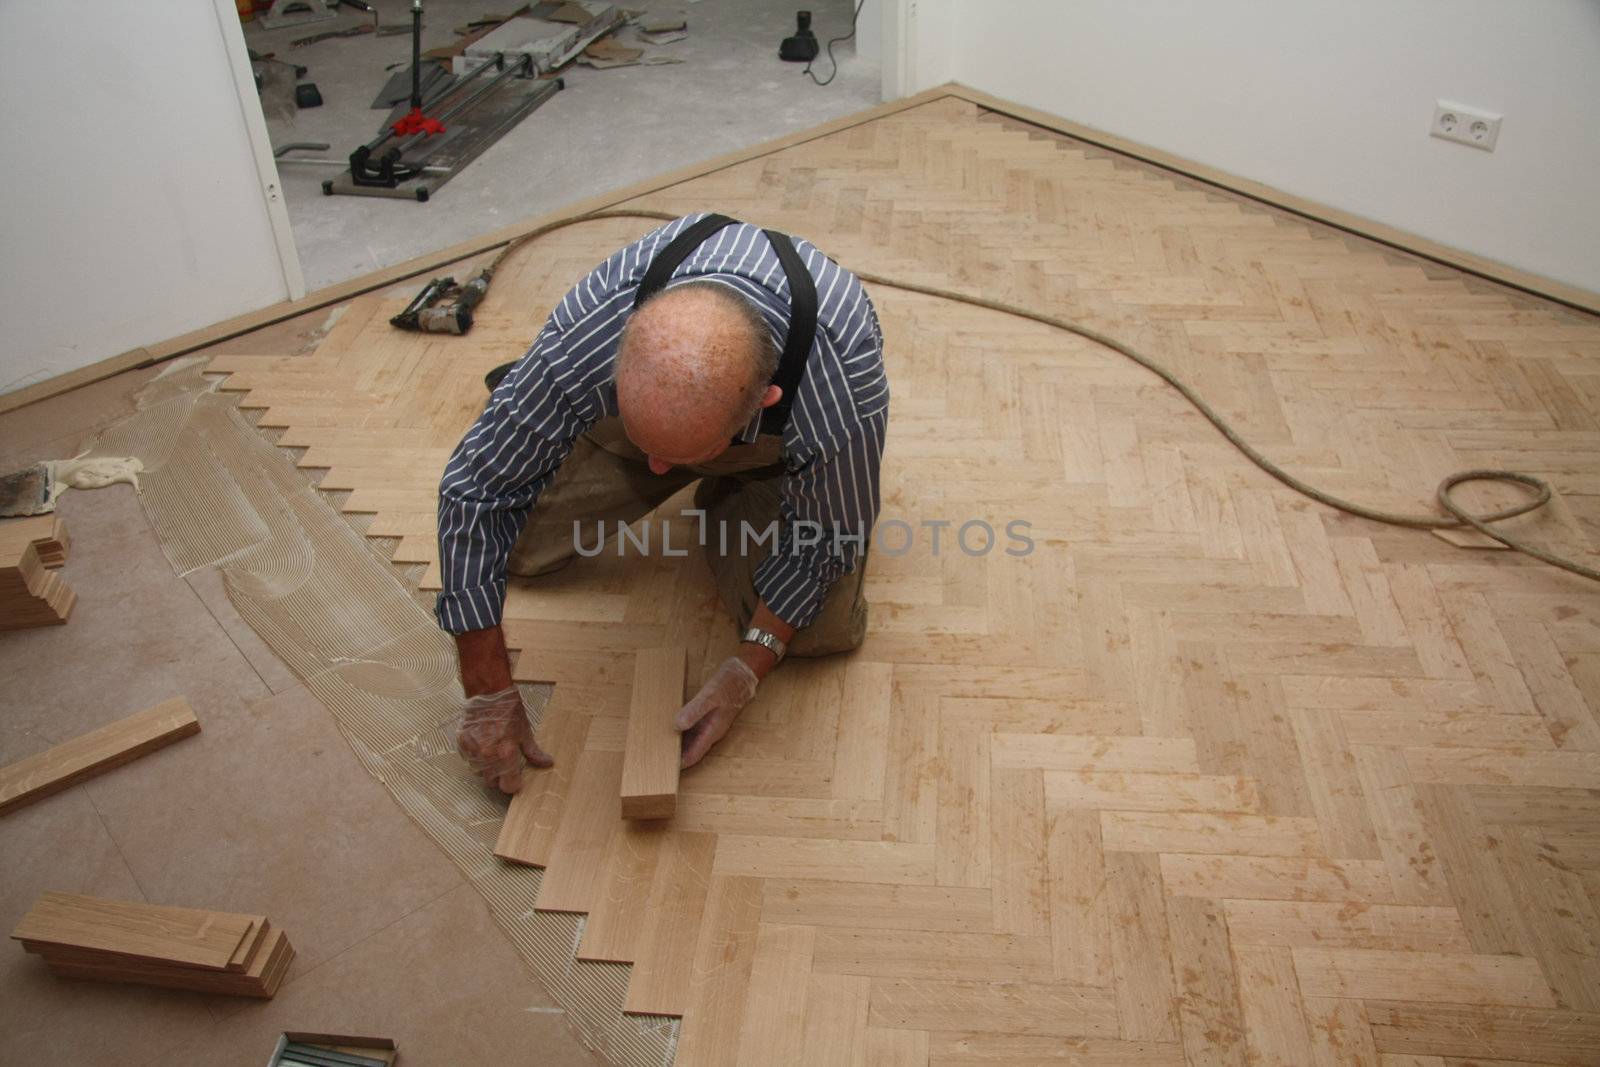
[616,282,779,470]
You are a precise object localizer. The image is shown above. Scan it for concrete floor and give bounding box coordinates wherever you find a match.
[248,0,879,290]
[0,333,604,1066]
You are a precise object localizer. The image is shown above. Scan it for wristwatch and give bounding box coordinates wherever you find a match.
[740,627,788,662]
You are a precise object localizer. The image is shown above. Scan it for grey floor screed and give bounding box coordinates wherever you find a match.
[247,0,879,291]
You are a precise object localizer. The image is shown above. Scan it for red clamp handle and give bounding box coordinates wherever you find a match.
[391,107,444,137]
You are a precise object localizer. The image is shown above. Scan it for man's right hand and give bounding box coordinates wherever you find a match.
[455,625,553,793]
[458,686,553,794]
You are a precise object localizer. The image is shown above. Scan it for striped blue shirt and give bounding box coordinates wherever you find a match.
[435,214,889,635]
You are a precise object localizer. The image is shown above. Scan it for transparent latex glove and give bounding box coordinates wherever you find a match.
[456,686,553,794]
[675,657,759,769]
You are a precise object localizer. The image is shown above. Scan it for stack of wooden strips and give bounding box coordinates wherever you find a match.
[12,514,70,565]
[11,892,294,998]
[0,515,74,631]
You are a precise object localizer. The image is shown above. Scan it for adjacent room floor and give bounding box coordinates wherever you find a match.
[3,88,1599,1066]
[249,0,879,289]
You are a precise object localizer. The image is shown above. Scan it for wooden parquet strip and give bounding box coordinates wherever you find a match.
[207,94,1600,1063]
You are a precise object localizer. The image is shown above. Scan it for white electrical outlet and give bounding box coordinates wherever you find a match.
[1431,100,1502,152]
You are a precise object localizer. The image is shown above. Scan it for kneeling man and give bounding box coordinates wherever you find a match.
[436,213,889,792]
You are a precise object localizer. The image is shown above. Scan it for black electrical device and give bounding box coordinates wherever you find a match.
[779,11,819,62]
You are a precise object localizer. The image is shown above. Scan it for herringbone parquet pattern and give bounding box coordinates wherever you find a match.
[208,96,1600,1064]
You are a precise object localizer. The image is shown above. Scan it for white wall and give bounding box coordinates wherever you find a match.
[0,0,301,397]
[896,1,1600,294]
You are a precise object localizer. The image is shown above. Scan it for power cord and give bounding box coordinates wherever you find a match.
[805,0,865,86]
[476,207,1600,585]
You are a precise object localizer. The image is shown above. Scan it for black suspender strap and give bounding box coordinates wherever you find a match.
[631,214,818,434]
[632,214,740,309]
[760,229,816,434]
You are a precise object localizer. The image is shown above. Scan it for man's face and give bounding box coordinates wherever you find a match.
[639,436,735,475]
[625,381,782,474]
[618,383,745,475]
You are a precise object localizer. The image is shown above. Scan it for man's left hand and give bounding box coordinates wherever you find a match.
[675,656,760,768]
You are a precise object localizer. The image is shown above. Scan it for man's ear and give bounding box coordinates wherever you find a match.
[760,384,783,409]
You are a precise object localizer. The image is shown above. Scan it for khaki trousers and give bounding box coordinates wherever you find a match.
[507,419,867,657]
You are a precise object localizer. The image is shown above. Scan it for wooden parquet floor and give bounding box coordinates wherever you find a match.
[206,95,1600,1065]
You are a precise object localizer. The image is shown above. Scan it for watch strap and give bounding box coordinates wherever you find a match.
[741,627,788,661]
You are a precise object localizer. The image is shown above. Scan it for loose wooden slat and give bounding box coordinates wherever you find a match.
[12,891,253,972]
[620,645,687,820]
[0,698,201,816]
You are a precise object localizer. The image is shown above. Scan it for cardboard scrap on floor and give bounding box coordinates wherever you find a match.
[545,0,600,24]
[581,37,643,65]
[11,892,294,999]
[635,11,685,32]
[578,36,682,68]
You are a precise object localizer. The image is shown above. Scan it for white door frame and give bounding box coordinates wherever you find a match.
[210,0,306,301]
[882,0,915,100]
